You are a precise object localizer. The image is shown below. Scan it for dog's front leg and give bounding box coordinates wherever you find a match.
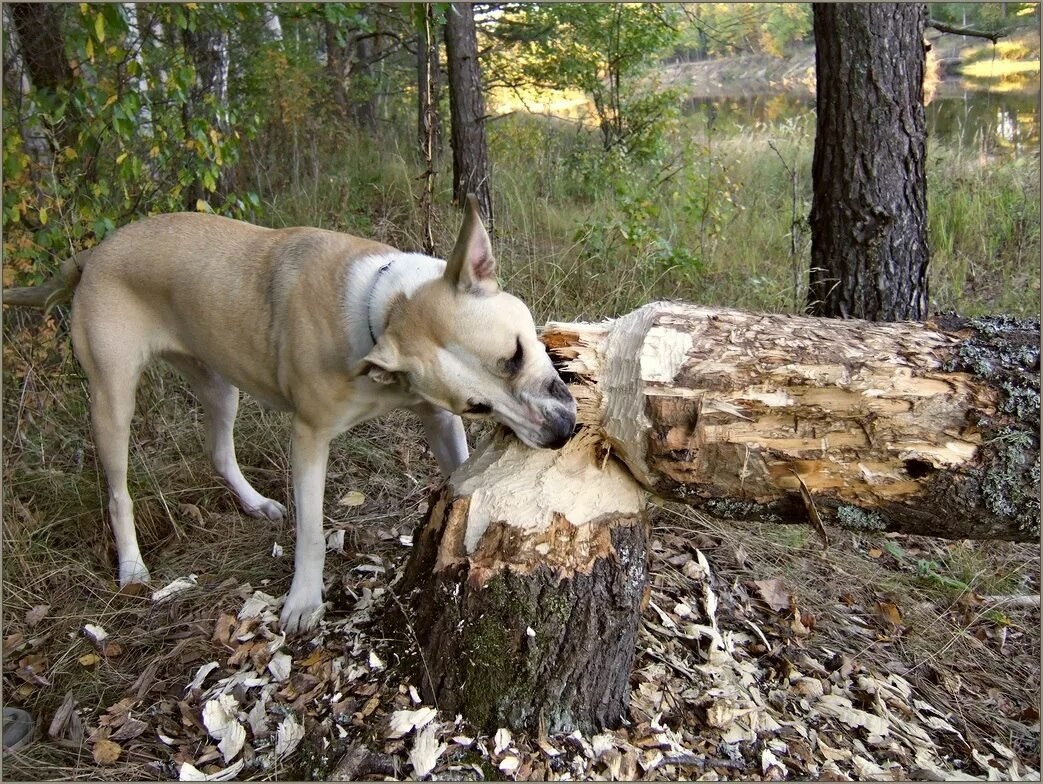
[413,404,469,475]
[280,418,332,634]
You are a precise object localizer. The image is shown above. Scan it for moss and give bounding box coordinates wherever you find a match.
[834,504,887,532]
[980,429,1041,536]
[935,313,1040,535]
[704,496,782,522]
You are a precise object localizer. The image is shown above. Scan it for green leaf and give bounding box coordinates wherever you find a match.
[94,12,105,43]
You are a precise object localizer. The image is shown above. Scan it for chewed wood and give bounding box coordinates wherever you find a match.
[544,302,1039,541]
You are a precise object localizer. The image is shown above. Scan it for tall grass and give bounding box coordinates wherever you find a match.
[251,111,1040,322]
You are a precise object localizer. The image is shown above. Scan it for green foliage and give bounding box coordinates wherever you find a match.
[2,3,263,282]
[670,3,812,60]
[489,3,682,157]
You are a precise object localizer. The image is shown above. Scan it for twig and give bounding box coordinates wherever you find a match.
[927,19,1007,44]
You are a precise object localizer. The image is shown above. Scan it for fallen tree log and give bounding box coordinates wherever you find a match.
[542,303,1039,542]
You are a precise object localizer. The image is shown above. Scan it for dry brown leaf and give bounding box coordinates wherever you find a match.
[93,738,123,765]
[25,604,50,627]
[752,579,792,612]
[868,547,883,558]
[212,613,238,647]
[3,632,26,656]
[179,503,205,524]
[102,642,123,657]
[337,490,366,507]
[875,601,903,627]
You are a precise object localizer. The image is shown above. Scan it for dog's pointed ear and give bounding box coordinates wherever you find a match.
[351,337,402,385]
[444,193,497,295]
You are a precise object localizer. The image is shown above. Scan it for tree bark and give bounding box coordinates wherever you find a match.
[444,2,493,228]
[542,302,1040,542]
[396,432,648,735]
[809,3,929,321]
[9,2,77,156]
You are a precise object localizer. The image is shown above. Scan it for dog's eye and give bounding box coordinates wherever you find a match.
[464,400,492,415]
[499,337,524,377]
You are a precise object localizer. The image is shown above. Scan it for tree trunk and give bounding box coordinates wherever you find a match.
[324,19,352,123]
[808,3,929,321]
[396,431,648,735]
[181,11,230,210]
[444,2,493,229]
[542,302,1039,542]
[417,4,440,256]
[9,2,77,157]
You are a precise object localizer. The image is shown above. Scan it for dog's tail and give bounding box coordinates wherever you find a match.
[3,250,91,316]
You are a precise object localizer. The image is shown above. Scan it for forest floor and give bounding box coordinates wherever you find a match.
[2,370,1039,781]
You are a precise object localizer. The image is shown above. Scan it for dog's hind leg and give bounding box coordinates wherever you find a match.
[76,342,151,586]
[165,355,286,520]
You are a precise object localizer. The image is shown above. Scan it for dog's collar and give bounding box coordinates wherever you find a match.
[367,260,395,345]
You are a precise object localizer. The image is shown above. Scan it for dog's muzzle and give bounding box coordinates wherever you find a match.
[533,376,577,449]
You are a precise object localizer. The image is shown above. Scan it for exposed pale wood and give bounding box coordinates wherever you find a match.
[542,303,1039,542]
[394,431,648,734]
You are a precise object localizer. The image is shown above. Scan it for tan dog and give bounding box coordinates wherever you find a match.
[3,197,576,632]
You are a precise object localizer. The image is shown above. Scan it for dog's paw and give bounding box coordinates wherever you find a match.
[118,559,151,587]
[279,592,326,635]
[246,498,287,520]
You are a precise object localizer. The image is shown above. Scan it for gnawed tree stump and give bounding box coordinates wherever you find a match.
[542,303,1039,542]
[397,430,648,734]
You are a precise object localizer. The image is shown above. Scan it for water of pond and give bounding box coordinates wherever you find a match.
[682,82,1040,158]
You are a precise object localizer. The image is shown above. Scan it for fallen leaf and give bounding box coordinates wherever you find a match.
[79,653,102,668]
[101,642,123,657]
[752,579,791,612]
[338,491,366,507]
[212,614,237,647]
[275,714,304,759]
[875,601,903,627]
[816,694,890,736]
[868,547,883,558]
[3,632,26,656]
[25,605,50,628]
[93,738,122,765]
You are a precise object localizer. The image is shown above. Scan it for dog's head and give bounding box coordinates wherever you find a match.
[357,196,577,450]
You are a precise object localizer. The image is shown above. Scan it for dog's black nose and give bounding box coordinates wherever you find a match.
[540,407,576,449]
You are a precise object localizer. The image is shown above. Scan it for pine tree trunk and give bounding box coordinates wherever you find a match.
[543,303,1039,542]
[444,2,493,229]
[397,432,648,735]
[809,3,929,321]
